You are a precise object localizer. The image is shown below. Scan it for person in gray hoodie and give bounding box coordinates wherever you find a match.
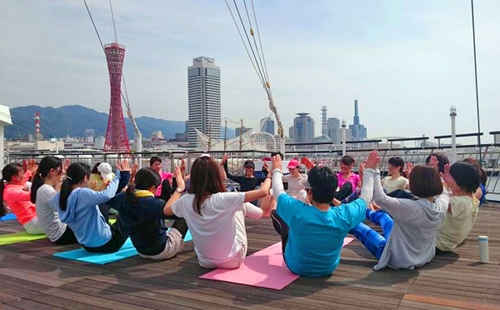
[350,165,448,270]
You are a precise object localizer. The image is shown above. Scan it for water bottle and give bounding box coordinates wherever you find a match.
[478,235,489,263]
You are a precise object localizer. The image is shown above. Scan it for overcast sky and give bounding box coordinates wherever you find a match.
[1,0,499,143]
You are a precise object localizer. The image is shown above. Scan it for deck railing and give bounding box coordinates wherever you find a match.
[6,133,500,201]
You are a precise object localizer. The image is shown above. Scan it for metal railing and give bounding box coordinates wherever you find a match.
[6,135,500,201]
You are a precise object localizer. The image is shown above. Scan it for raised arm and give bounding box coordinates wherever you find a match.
[244,173,271,203]
[163,167,186,216]
[271,155,286,198]
[359,151,378,205]
[78,172,121,206]
[220,155,228,180]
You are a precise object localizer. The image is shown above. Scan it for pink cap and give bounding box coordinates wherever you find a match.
[287,159,300,169]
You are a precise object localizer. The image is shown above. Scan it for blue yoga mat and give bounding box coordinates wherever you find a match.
[0,213,17,221]
[53,238,138,264]
[54,230,193,264]
[185,230,193,242]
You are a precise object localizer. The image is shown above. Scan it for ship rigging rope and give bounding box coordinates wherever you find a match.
[225,0,284,138]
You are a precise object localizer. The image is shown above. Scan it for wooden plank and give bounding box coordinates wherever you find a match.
[404,293,500,310]
[398,299,466,310]
[39,287,153,310]
[0,203,498,309]
[5,296,66,310]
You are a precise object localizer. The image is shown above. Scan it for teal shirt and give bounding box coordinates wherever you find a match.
[277,193,367,277]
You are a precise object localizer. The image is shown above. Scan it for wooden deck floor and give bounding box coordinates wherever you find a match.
[1,203,500,310]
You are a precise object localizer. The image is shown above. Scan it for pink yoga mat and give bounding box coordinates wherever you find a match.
[199,237,355,290]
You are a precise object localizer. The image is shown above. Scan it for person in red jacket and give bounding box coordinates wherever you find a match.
[0,161,44,234]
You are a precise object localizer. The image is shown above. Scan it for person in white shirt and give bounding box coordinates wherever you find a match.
[30,156,78,245]
[381,157,409,194]
[165,154,271,269]
[282,159,306,197]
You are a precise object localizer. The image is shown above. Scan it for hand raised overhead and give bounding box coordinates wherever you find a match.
[405,162,414,178]
[428,155,439,170]
[174,166,185,191]
[365,150,380,170]
[116,159,131,171]
[272,154,283,172]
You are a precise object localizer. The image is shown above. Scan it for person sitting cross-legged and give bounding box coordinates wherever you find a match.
[270,151,378,277]
[350,164,449,270]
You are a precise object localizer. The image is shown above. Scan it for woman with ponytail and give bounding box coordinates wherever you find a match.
[30,156,78,245]
[106,166,188,260]
[0,162,44,234]
[50,160,131,253]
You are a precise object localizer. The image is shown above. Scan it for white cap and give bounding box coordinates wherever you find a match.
[97,163,113,181]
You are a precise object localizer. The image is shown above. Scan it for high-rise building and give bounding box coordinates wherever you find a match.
[235,126,251,137]
[293,113,315,143]
[261,117,275,135]
[321,106,328,138]
[103,43,130,153]
[188,56,221,146]
[349,99,367,141]
[327,117,341,143]
[85,129,95,143]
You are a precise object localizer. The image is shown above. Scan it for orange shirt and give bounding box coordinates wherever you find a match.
[4,184,37,225]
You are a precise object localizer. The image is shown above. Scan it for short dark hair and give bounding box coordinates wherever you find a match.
[388,157,405,173]
[271,152,284,160]
[425,153,449,174]
[308,166,338,204]
[449,162,480,194]
[409,165,443,198]
[463,158,487,185]
[150,156,162,166]
[340,155,355,167]
[126,167,162,206]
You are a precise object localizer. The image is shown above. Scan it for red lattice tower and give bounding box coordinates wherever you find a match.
[103,43,130,153]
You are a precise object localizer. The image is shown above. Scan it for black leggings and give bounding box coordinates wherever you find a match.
[333,182,353,201]
[271,210,289,253]
[53,225,78,245]
[83,217,128,254]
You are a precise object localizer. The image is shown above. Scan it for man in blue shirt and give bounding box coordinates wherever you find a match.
[270,151,378,277]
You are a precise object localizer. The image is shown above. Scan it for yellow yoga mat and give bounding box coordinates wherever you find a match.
[0,231,46,246]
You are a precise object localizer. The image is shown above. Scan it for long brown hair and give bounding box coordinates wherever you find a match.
[189,156,226,216]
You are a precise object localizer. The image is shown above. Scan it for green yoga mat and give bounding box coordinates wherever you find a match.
[0,218,117,246]
[0,231,47,246]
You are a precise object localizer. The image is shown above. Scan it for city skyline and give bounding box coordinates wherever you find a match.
[1,1,499,143]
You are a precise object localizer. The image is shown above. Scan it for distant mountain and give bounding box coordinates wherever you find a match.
[6,105,235,140]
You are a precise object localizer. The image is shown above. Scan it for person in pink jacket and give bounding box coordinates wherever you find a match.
[0,162,44,234]
[150,156,173,197]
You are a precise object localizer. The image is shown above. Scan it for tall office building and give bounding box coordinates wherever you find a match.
[327,117,341,144]
[321,106,328,138]
[235,126,251,137]
[293,113,315,143]
[349,99,367,141]
[260,117,275,135]
[188,57,221,146]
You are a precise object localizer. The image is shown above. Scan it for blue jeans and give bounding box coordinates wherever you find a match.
[349,209,394,259]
